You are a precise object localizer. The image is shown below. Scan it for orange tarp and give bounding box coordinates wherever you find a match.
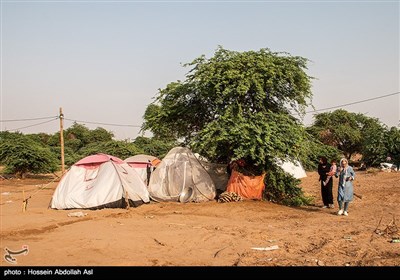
[226,170,266,200]
[151,158,161,167]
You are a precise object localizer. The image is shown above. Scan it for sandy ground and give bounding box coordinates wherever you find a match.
[0,170,399,267]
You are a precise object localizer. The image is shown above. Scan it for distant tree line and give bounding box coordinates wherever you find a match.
[0,123,177,178]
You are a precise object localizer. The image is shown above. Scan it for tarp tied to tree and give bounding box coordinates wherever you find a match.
[143,46,316,205]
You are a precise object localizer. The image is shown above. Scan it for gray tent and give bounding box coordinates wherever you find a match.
[147,147,216,203]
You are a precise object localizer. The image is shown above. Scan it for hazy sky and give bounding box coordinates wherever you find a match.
[1,0,399,140]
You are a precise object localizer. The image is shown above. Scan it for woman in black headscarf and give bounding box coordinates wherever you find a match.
[318,156,333,208]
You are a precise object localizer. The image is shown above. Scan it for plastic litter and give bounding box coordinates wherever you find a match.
[67,211,87,217]
[251,245,279,251]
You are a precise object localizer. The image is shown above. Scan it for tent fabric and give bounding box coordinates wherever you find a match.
[124,154,160,166]
[124,154,161,185]
[199,161,230,192]
[226,170,266,200]
[75,153,123,166]
[50,154,150,210]
[275,158,307,179]
[147,147,216,203]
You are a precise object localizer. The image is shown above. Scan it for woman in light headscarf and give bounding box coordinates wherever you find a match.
[336,158,355,216]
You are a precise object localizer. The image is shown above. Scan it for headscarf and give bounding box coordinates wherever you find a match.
[339,158,348,172]
[339,158,351,186]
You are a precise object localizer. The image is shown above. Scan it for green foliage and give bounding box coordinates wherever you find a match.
[63,123,113,153]
[47,132,62,147]
[307,109,365,159]
[360,119,388,166]
[385,126,400,169]
[64,147,82,167]
[0,135,58,177]
[299,133,342,171]
[264,162,313,206]
[141,104,179,141]
[143,46,313,144]
[64,138,83,153]
[0,128,173,177]
[87,127,114,142]
[64,122,91,149]
[46,124,115,166]
[309,110,394,167]
[142,46,314,205]
[133,136,177,159]
[0,131,25,141]
[49,146,81,168]
[25,132,53,145]
[79,140,143,160]
[192,108,308,168]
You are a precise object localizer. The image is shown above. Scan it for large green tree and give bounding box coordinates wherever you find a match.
[308,110,390,163]
[359,119,388,167]
[143,46,314,204]
[144,47,313,158]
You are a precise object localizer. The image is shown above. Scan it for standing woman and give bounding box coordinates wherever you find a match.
[318,157,333,208]
[336,158,355,216]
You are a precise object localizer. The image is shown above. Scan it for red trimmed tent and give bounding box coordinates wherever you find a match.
[50,153,150,209]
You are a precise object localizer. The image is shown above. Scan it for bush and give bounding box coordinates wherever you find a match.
[0,136,59,178]
[264,163,313,206]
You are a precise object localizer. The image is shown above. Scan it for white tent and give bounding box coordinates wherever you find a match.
[124,154,161,185]
[275,158,307,179]
[380,162,398,172]
[147,147,216,203]
[50,154,150,209]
